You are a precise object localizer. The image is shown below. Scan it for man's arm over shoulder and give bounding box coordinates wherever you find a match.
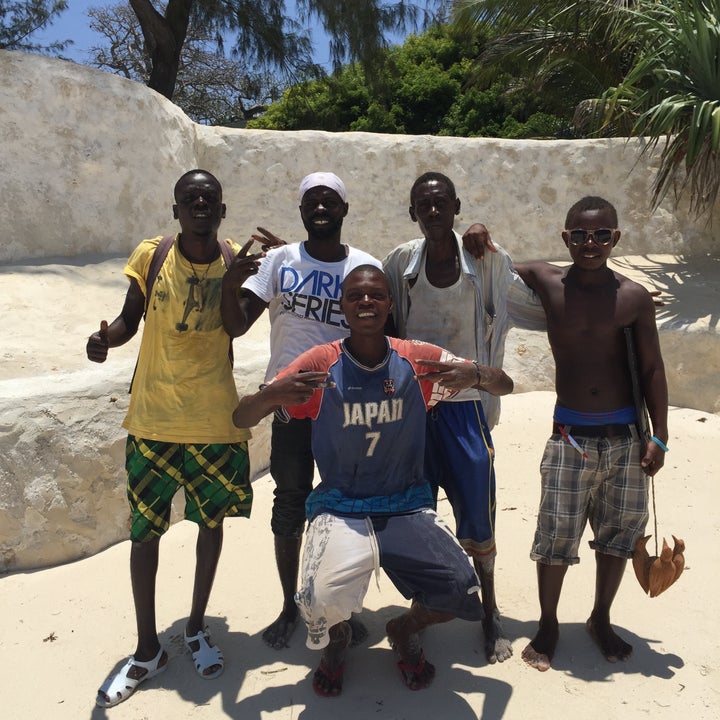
[513,260,561,292]
[503,260,559,330]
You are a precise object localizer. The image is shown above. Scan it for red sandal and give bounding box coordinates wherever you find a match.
[312,659,345,697]
[397,650,434,690]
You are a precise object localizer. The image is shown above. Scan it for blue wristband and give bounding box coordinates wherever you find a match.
[651,436,669,453]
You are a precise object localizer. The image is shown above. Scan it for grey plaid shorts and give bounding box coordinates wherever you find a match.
[530,426,648,564]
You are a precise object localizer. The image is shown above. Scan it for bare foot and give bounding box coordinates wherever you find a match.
[262,607,299,650]
[386,617,435,690]
[313,621,351,697]
[521,620,558,672]
[586,616,633,662]
[483,610,513,664]
[521,643,552,672]
[348,615,369,647]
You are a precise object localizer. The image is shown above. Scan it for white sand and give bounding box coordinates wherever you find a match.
[3,390,719,720]
[2,252,718,718]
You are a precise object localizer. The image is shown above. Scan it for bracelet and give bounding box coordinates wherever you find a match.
[471,360,482,384]
[651,436,669,453]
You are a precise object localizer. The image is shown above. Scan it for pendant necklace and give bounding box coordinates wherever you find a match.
[188,260,210,311]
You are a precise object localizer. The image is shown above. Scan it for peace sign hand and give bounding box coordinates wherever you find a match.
[223,239,266,290]
[251,226,286,251]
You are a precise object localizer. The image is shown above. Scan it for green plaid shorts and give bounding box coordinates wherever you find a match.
[126,435,252,542]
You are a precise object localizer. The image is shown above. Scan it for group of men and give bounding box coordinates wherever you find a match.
[88,168,668,707]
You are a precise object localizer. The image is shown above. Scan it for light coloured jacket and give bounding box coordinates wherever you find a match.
[382,231,546,429]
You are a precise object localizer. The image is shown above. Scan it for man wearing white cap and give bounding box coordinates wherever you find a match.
[222,172,380,650]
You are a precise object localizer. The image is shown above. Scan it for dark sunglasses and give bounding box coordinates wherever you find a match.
[566,228,616,246]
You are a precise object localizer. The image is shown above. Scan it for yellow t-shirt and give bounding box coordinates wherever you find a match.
[122,235,251,444]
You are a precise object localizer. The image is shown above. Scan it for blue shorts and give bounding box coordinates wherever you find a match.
[424,400,497,558]
[296,509,484,649]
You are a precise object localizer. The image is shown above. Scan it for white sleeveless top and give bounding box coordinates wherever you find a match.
[406,255,480,402]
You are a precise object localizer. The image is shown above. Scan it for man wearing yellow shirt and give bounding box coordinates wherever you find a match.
[86,169,264,708]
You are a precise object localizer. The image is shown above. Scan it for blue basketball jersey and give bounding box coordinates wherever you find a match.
[276,337,458,519]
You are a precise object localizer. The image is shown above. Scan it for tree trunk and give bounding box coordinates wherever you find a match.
[129,0,194,99]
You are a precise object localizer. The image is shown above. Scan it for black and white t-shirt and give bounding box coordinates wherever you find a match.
[243,242,380,380]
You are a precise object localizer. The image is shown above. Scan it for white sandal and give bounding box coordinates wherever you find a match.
[184,628,224,679]
[96,646,167,708]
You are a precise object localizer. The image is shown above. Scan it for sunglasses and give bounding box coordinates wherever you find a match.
[566,228,616,246]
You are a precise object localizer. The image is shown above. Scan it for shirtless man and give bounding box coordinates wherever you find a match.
[515,196,669,671]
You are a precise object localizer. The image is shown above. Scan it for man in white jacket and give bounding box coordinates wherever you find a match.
[382,171,545,663]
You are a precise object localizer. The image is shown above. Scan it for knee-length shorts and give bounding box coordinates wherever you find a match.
[530,428,648,565]
[424,400,497,558]
[295,509,484,649]
[126,435,252,542]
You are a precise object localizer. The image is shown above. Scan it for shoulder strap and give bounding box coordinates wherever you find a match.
[129,235,174,392]
[218,239,237,269]
[144,235,175,316]
[218,240,237,367]
[624,326,651,442]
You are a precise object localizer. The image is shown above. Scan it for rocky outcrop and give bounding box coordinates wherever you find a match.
[0,257,271,572]
[1,50,718,572]
[2,50,718,266]
[0,354,271,571]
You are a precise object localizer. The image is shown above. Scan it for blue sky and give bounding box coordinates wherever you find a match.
[33,0,103,61]
[33,1,410,68]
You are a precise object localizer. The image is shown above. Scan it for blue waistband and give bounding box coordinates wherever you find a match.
[553,405,637,425]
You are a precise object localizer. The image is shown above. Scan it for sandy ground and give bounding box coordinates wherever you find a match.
[2,252,719,718]
[3,389,719,720]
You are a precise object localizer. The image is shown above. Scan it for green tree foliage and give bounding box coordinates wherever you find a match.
[0,0,68,52]
[452,1,639,125]
[249,24,566,138]
[123,0,432,101]
[87,2,284,125]
[600,0,720,216]
[453,0,720,215]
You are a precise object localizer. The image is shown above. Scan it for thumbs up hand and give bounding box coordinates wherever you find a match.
[86,320,110,363]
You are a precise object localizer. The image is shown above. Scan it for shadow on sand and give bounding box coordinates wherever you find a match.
[89,604,517,720]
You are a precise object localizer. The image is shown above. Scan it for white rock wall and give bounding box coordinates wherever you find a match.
[1,49,719,572]
[2,50,718,265]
